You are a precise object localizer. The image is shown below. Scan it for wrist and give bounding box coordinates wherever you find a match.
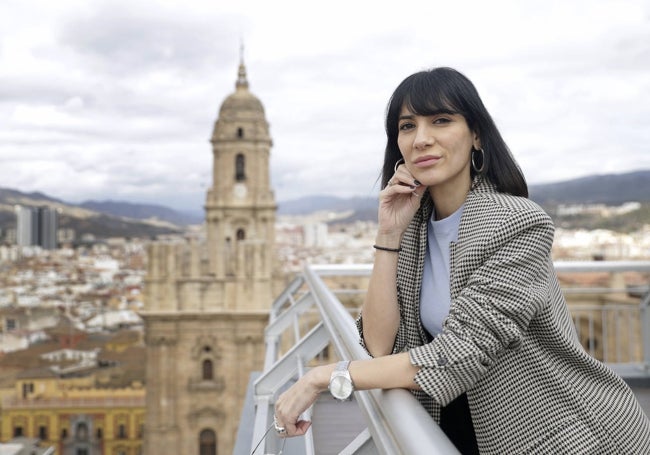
[308,364,335,392]
[374,233,402,250]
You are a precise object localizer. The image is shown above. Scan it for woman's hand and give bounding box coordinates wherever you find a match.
[273,365,330,437]
[377,161,424,241]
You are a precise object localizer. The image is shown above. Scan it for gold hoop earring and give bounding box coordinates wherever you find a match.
[394,158,405,173]
[471,148,485,173]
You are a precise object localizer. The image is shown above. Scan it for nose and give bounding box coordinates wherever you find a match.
[414,127,434,151]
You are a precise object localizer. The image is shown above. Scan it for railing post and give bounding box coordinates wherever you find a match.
[642,290,650,372]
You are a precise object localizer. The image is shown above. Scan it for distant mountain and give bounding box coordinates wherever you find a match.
[0,187,65,206]
[0,187,185,241]
[528,170,650,205]
[277,170,650,221]
[278,195,377,216]
[1,169,648,240]
[79,200,203,226]
[57,213,182,240]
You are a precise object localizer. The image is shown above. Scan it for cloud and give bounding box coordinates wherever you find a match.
[0,0,649,211]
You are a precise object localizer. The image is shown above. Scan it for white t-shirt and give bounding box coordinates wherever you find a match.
[419,204,464,337]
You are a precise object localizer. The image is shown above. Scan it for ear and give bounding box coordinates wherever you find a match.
[472,132,481,150]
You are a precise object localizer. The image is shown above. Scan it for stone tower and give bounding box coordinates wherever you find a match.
[141,57,277,455]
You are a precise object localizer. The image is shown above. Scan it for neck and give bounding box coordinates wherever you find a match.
[428,175,471,220]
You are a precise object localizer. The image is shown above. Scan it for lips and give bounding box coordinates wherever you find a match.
[413,155,441,168]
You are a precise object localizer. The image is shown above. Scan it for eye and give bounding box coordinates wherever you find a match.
[433,117,451,125]
[398,122,415,131]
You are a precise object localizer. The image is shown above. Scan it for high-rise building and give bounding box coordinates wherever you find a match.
[15,206,58,250]
[141,57,281,455]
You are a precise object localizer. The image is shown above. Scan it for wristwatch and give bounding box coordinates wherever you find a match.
[329,360,354,401]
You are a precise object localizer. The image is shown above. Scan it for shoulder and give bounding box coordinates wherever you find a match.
[469,178,550,220]
[462,178,554,239]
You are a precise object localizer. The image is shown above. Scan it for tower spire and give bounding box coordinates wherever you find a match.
[236,42,248,90]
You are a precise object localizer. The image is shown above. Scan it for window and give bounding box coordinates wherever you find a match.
[118,424,127,439]
[97,428,103,439]
[76,450,88,455]
[202,359,213,381]
[39,425,48,440]
[13,426,23,437]
[6,318,16,331]
[237,127,244,138]
[236,229,245,241]
[199,429,216,455]
[235,153,246,181]
[61,428,68,439]
[76,422,88,440]
[22,382,32,398]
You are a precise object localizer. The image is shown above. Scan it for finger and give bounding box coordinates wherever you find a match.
[294,420,312,435]
[284,420,311,437]
[388,168,420,189]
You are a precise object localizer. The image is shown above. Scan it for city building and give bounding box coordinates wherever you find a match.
[14,206,58,250]
[0,437,54,454]
[0,327,146,455]
[141,57,283,455]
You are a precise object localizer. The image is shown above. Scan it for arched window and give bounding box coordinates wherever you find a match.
[236,229,245,241]
[202,359,213,381]
[237,127,244,138]
[76,422,88,440]
[199,429,217,455]
[235,154,246,181]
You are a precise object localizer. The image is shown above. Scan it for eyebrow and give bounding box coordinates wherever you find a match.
[399,109,458,121]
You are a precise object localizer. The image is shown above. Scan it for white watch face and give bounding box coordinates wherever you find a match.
[330,375,353,400]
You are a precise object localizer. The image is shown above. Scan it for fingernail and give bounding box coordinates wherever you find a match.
[413,179,421,186]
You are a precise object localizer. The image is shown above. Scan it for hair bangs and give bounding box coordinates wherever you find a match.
[400,72,465,117]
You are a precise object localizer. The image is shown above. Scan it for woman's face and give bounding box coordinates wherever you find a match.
[396,104,480,192]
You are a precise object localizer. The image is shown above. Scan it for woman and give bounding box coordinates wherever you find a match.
[273,67,650,454]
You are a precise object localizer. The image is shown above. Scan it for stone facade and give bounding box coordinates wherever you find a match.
[141,59,279,455]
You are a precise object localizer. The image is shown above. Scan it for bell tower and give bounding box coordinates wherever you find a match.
[205,55,277,308]
[142,55,277,455]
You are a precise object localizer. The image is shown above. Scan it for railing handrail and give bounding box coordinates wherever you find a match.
[303,266,460,454]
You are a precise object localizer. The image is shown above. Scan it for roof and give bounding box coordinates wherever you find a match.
[219,61,265,116]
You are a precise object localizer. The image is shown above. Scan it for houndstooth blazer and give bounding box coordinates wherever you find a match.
[358,176,650,454]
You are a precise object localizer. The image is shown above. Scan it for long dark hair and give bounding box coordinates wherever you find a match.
[381,67,528,197]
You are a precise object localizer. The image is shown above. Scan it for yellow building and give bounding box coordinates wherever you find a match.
[0,326,146,455]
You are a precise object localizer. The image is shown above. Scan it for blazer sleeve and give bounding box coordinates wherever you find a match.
[409,207,555,405]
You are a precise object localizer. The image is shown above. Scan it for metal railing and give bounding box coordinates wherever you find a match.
[246,261,650,455]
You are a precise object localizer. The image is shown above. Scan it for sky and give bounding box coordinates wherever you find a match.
[1,0,649,212]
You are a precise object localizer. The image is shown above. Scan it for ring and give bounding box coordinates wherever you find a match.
[274,415,286,434]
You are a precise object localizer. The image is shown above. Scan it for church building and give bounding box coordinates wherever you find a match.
[141,57,279,455]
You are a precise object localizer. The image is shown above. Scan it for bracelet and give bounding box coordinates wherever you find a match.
[373,244,401,253]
